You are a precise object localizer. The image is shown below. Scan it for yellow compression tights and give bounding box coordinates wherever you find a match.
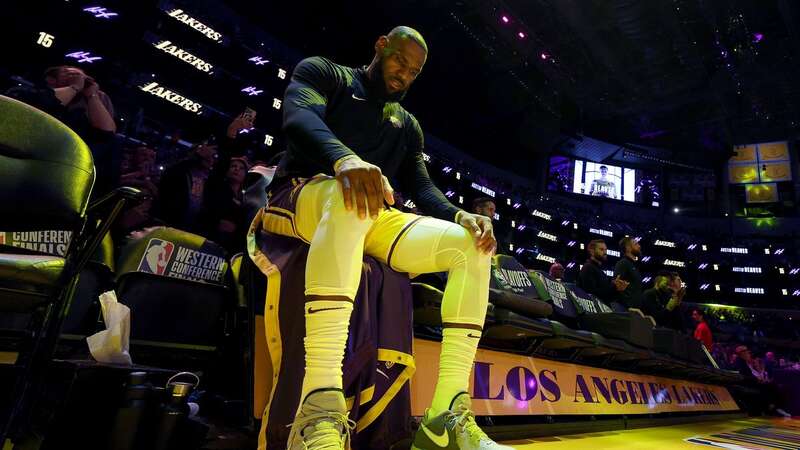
[265,177,490,413]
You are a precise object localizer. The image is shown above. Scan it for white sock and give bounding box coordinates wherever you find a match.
[430,327,480,415]
[299,299,354,405]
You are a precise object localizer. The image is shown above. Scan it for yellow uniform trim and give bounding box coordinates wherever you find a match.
[249,209,285,450]
[355,349,416,432]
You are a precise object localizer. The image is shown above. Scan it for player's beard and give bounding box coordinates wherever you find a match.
[372,55,408,103]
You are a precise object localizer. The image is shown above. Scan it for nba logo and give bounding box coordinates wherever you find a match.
[138,239,175,275]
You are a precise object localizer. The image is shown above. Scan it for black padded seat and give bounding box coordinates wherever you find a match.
[564,284,655,350]
[0,254,64,309]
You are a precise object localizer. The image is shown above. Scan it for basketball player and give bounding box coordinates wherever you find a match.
[589,165,617,199]
[262,26,511,450]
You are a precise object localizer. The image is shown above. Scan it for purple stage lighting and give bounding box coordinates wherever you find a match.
[753,33,764,43]
[518,31,526,39]
[501,15,510,24]
[540,52,548,60]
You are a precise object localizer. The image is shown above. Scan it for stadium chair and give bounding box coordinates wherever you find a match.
[60,232,116,337]
[0,95,141,443]
[113,227,233,368]
[480,255,553,353]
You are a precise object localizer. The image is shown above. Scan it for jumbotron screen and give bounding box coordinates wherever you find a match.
[547,156,661,206]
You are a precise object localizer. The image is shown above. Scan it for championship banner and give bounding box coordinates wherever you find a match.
[728,164,759,184]
[759,161,792,182]
[757,141,790,162]
[411,339,738,416]
[730,145,757,163]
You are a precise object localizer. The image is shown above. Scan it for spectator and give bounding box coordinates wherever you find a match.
[692,308,713,349]
[576,239,628,305]
[615,236,644,308]
[6,65,118,194]
[201,156,249,252]
[641,271,685,330]
[765,351,778,378]
[549,263,564,281]
[120,145,159,194]
[733,345,790,417]
[154,137,218,233]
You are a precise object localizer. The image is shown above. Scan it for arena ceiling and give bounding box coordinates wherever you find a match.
[230,0,800,175]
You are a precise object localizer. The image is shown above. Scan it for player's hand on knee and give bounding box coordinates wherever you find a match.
[335,156,391,219]
[457,212,497,254]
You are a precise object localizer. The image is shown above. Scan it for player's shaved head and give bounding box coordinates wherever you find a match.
[386,26,428,55]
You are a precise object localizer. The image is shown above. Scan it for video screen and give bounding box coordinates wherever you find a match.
[547,156,660,206]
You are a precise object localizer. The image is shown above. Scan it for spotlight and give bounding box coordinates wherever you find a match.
[540,52,548,60]
[673,207,680,213]
[501,15,510,24]
[517,31,526,39]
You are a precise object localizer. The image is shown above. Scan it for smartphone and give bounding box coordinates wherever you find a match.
[243,107,257,121]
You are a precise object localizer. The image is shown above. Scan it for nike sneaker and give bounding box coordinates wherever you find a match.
[411,392,514,450]
[287,388,355,450]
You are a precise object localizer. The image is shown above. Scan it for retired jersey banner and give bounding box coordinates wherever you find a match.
[411,339,738,416]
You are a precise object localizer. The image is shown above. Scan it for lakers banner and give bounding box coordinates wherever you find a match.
[411,339,738,416]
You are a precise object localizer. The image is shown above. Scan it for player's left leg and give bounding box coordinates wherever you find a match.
[364,214,513,450]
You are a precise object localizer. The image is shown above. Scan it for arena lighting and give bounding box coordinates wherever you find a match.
[83,6,118,19]
[536,231,558,242]
[567,240,576,247]
[501,15,510,23]
[734,287,765,295]
[153,41,214,73]
[641,256,652,262]
[139,81,203,115]
[687,244,697,250]
[721,247,748,254]
[540,52,548,60]
[531,210,552,221]
[699,263,708,269]
[65,51,102,64]
[444,190,455,198]
[732,267,762,273]
[775,248,785,255]
[442,166,452,174]
[248,56,269,66]
[606,249,620,257]
[654,239,676,248]
[516,224,526,231]
[241,86,263,96]
[589,227,613,237]
[753,32,764,43]
[515,248,524,255]
[513,202,522,209]
[566,262,576,269]
[518,32,526,39]
[536,253,556,264]
[664,259,686,268]
[164,8,223,43]
[560,219,570,226]
[36,32,55,48]
[673,207,680,213]
[714,285,721,291]
[634,236,642,242]
[791,268,800,275]
[272,98,282,109]
[642,276,652,283]
[700,283,710,291]
[794,290,800,297]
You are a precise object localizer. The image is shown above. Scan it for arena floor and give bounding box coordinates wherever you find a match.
[503,417,800,449]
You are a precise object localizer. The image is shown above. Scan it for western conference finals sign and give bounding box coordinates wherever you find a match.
[411,339,738,415]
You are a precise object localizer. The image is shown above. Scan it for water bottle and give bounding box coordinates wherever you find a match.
[152,381,193,450]
[108,371,150,450]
